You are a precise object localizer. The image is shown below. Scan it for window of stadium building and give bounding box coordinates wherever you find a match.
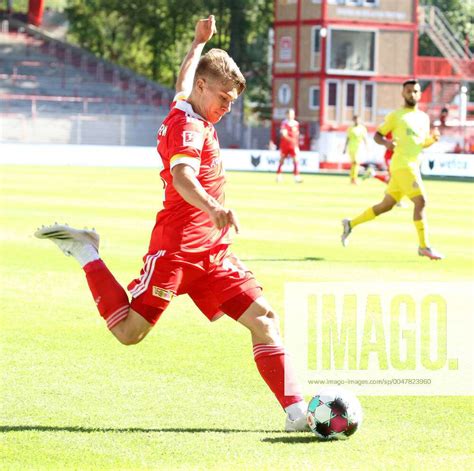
[309,86,320,109]
[329,0,379,5]
[328,29,376,75]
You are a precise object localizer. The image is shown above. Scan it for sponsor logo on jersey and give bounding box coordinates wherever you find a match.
[406,128,418,137]
[152,286,174,301]
[209,156,221,168]
[183,131,204,149]
[158,124,168,136]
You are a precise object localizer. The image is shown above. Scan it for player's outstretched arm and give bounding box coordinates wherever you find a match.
[175,15,216,95]
[171,163,239,233]
[374,131,396,151]
[423,127,440,148]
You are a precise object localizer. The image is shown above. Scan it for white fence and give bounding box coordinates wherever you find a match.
[0,112,271,149]
[1,143,471,178]
[0,113,165,146]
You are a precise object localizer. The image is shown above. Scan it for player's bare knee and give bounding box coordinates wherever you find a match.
[376,199,395,214]
[252,311,280,343]
[115,331,144,346]
[111,324,145,346]
[414,196,426,209]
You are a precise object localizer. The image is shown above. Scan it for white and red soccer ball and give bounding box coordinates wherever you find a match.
[306,387,363,440]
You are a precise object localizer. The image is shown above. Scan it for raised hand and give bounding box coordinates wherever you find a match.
[194,15,216,44]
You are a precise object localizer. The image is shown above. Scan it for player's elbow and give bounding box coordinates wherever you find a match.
[374,132,385,145]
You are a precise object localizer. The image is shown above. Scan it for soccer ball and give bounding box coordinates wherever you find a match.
[306,387,362,440]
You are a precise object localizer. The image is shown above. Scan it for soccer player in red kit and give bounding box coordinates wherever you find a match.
[35,15,309,432]
[276,108,302,183]
[363,132,393,184]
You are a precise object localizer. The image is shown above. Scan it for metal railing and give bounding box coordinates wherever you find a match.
[419,6,473,78]
[0,108,271,149]
[2,18,174,108]
[0,112,165,146]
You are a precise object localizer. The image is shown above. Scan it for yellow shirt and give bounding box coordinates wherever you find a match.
[377,107,432,172]
[346,124,367,155]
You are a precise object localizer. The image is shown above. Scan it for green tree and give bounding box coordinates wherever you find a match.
[65,0,274,119]
[419,0,474,56]
[9,0,67,12]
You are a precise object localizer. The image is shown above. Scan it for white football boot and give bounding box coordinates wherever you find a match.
[418,246,445,260]
[341,219,352,247]
[35,223,100,266]
[285,415,311,432]
[361,166,375,180]
[284,401,310,432]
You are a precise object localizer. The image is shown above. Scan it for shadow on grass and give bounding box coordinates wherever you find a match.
[262,436,330,444]
[242,257,325,262]
[0,425,280,434]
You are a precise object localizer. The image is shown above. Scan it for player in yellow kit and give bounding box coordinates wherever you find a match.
[341,79,443,260]
[343,115,368,184]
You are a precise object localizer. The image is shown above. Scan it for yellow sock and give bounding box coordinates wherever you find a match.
[351,207,376,228]
[350,163,359,180]
[414,219,429,248]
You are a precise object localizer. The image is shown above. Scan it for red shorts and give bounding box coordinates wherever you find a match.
[127,245,262,325]
[280,144,298,158]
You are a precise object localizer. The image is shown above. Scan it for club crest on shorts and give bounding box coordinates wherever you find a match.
[152,286,174,301]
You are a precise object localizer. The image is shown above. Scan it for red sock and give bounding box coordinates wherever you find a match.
[253,344,303,409]
[293,161,300,176]
[83,259,130,330]
[277,162,283,174]
[375,174,389,184]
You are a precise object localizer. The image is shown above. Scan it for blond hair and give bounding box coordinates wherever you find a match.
[194,48,246,94]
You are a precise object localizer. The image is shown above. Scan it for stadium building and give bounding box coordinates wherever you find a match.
[271,0,473,161]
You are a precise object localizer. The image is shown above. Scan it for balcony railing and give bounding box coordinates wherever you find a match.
[415,56,473,78]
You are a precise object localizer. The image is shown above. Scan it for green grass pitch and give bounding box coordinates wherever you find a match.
[1,165,473,470]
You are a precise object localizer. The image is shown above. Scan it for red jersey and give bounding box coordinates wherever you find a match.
[280,119,299,150]
[150,96,230,253]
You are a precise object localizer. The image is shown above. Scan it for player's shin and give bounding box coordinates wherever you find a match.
[350,207,376,228]
[276,161,284,174]
[293,160,300,176]
[375,173,390,184]
[83,259,130,329]
[414,219,430,249]
[253,344,305,414]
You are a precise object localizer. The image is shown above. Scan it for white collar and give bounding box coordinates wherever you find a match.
[175,100,208,123]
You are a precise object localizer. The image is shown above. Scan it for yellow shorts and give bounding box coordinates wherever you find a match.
[386,168,425,202]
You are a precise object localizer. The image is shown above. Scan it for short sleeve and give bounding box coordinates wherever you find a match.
[168,119,205,175]
[377,111,395,137]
